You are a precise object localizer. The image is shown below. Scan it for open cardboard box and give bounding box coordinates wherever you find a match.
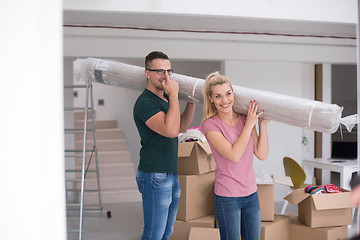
[178,141,215,175]
[284,188,354,228]
[258,175,293,221]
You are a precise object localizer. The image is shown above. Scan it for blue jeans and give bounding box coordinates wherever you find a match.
[136,170,181,240]
[215,192,261,240]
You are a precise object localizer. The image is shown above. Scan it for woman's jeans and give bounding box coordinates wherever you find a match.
[215,192,261,240]
[136,170,181,240]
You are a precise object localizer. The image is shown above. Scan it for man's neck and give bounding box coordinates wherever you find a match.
[146,85,167,101]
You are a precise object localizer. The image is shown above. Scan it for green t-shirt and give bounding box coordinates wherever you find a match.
[133,89,178,173]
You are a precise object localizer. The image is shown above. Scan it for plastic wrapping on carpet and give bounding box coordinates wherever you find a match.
[80,58,357,134]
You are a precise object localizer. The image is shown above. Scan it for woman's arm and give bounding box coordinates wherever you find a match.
[252,118,269,161]
[205,101,263,163]
[205,125,253,163]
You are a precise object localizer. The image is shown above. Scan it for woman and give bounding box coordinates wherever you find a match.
[201,72,269,240]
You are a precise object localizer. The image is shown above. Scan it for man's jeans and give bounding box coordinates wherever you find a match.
[136,170,181,240]
[215,192,261,240]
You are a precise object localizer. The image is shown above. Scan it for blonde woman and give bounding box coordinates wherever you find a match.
[201,72,269,240]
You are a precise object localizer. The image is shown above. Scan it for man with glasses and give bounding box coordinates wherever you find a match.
[133,51,196,240]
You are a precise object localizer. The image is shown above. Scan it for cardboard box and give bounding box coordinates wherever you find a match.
[169,215,215,240]
[284,188,354,228]
[188,227,220,240]
[258,184,275,221]
[261,214,290,240]
[289,215,348,240]
[177,172,215,221]
[258,175,293,221]
[178,141,215,175]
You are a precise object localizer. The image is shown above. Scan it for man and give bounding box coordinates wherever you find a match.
[133,51,196,240]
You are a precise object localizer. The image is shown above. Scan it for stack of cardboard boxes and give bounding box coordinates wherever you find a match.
[170,140,291,240]
[170,141,217,240]
[251,176,354,240]
[257,176,293,240]
[170,140,354,240]
[285,188,353,240]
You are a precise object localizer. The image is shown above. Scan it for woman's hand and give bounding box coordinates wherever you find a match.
[245,100,264,129]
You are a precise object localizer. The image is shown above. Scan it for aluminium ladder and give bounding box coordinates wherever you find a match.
[64,81,109,240]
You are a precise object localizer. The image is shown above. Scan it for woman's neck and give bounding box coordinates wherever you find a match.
[217,111,238,126]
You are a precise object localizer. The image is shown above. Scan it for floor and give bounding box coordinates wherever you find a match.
[67,202,143,240]
[67,201,359,240]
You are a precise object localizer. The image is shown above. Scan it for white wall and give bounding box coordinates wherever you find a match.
[301,64,316,159]
[64,27,356,63]
[1,1,66,239]
[64,0,357,24]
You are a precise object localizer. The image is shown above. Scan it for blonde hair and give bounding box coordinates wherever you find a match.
[201,71,233,126]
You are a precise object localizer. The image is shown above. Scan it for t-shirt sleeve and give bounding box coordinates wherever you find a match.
[134,97,162,123]
[202,118,221,136]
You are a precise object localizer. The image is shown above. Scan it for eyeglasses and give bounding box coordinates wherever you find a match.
[146,69,174,75]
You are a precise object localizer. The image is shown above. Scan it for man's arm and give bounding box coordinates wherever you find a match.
[145,75,181,138]
[179,103,196,133]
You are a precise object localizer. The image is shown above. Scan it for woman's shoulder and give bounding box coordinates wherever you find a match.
[204,115,223,127]
[202,116,221,133]
[204,115,217,123]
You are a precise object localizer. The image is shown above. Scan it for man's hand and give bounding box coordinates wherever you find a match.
[258,118,270,126]
[162,74,179,97]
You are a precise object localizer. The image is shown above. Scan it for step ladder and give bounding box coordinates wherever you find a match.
[64,82,110,240]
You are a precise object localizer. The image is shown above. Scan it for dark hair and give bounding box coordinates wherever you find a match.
[145,51,169,69]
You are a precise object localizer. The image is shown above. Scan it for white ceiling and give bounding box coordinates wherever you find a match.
[63,10,356,39]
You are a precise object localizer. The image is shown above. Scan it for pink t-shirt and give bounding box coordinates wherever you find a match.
[202,114,257,197]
